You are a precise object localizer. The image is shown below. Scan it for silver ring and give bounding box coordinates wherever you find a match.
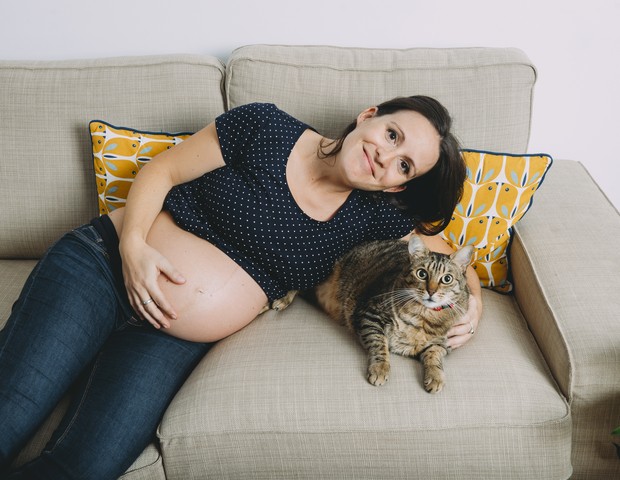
[468,322,475,335]
[142,298,154,306]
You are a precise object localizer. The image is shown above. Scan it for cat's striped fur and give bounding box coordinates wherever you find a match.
[315,234,473,392]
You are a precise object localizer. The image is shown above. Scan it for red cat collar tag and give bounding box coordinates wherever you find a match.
[432,303,455,311]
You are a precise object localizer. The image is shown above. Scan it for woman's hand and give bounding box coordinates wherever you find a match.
[405,230,483,350]
[447,293,481,350]
[120,237,186,329]
[116,122,224,328]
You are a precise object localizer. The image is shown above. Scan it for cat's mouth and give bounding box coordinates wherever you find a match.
[422,298,452,310]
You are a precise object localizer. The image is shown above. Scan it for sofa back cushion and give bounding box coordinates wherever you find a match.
[0,55,225,258]
[225,45,536,152]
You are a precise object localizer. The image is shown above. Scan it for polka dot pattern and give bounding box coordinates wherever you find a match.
[164,103,415,300]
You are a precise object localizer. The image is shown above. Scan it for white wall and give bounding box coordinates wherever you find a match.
[2,0,619,209]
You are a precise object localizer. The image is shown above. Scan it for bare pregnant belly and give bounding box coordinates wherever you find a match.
[110,209,268,342]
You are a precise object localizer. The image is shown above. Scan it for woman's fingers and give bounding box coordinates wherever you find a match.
[446,296,480,349]
[158,257,186,286]
[151,257,186,321]
[446,320,475,349]
[138,294,169,329]
[131,275,178,328]
[122,242,184,329]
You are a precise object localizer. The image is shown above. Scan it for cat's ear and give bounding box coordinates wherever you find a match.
[408,234,429,257]
[451,245,475,271]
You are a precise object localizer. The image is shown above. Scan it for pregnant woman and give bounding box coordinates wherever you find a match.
[0,97,481,479]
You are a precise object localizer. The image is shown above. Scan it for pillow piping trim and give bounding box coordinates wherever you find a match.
[455,148,554,292]
[89,119,195,137]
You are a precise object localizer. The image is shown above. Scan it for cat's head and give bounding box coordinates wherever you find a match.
[405,235,474,310]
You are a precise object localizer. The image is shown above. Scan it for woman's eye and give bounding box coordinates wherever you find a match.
[442,274,454,284]
[416,268,428,280]
[399,160,410,175]
[387,128,398,144]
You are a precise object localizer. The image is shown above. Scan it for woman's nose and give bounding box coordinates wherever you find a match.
[375,147,394,167]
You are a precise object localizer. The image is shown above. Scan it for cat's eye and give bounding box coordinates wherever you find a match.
[441,274,454,284]
[416,268,428,280]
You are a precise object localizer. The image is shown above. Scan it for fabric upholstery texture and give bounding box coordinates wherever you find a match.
[0,55,225,259]
[2,45,618,479]
[0,260,37,326]
[441,150,553,291]
[90,121,191,214]
[159,294,571,479]
[87,130,552,293]
[225,45,536,153]
[512,160,620,477]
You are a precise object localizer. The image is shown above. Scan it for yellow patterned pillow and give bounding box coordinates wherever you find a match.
[441,150,553,292]
[90,121,192,214]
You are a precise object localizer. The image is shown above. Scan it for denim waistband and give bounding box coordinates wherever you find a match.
[70,221,140,325]
[90,215,124,289]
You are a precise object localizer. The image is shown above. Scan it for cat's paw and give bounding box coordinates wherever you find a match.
[423,368,445,393]
[271,290,298,312]
[367,361,390,386]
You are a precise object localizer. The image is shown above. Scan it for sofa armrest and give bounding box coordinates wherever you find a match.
[510,159,620,473]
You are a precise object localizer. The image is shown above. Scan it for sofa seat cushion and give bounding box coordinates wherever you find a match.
[118,444,166,480]
[158,290,572,479]
[0,260,37,326]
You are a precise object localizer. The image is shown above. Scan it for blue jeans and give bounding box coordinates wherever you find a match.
[0,224,212,479]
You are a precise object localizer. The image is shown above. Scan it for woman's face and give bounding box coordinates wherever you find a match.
[337,107,441,192]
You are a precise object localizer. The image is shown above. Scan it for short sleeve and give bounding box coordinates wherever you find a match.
[366,199,417,241]
[215,103,275,167]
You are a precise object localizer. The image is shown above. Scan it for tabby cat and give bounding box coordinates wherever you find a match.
[271,234,473,393]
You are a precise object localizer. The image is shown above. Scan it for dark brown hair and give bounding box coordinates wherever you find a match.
[319,96,465,236]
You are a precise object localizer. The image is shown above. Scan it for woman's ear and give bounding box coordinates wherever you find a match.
[356,106,379,125]
[383,185,407,193]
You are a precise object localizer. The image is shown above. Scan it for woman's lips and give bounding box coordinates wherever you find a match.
[363,146,375,177]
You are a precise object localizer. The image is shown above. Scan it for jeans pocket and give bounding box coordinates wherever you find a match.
[127,315,145,327]
[70,225,109,260]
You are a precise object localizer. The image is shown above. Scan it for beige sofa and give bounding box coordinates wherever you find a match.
[1,45,618,479]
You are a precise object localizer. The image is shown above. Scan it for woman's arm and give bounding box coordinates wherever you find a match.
[404,232,483,349]
[119,122,225,328]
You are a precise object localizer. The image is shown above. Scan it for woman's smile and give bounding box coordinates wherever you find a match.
[334,108,441,193]
[363,145,375,177]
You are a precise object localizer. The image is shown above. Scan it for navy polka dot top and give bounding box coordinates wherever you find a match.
[164,103,416,301]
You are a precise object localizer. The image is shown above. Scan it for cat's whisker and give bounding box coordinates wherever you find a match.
[450,301,468,315]
[312,236,471,391]
[376,289,417,309]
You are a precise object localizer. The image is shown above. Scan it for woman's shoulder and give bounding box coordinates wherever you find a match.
[229,102,278,113]
[224,102,286,119]
[353,191,417,232]
[217,103,300,131]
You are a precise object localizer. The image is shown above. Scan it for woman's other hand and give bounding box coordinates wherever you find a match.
[120,236,185,329]
[117,122,223,329]
[446,293,481,349]
[405,230,483,350]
